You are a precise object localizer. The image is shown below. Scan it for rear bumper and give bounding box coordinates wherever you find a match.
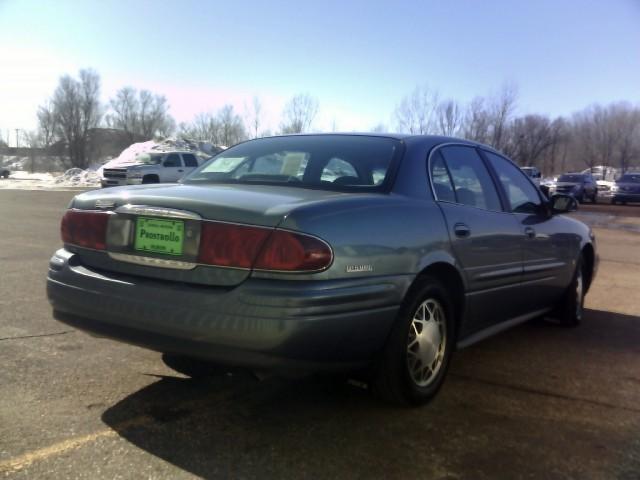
[47,249,407,371]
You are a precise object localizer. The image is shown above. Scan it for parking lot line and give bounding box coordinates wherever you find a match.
[0,414,153,474]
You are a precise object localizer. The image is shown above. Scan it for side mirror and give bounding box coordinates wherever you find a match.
[550,194,577,214]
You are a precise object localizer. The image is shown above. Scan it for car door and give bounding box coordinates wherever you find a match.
[482,151,574,312]
[181,153,200,178]
[432,146,525,335]
[162,153,185,182]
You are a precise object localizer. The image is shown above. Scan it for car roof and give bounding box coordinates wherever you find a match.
[265,132,492,150]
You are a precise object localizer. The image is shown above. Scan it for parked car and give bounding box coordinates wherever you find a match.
[48,134,597,405]
[520,166,541,186]
[101,151,204,187]
[1,168,10,178]
[551,173,598,203]
[611,173,640,205]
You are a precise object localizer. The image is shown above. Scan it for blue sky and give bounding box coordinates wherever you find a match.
[1,0,639,140]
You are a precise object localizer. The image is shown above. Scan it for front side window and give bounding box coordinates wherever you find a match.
[484,151,542,214]
[438,146,502,211]
[163,154,182,168]
[186,135,400,192]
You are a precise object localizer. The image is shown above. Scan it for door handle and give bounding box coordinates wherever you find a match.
[454,223,471,238]
[524,226,536,239]
[178,169,184,172]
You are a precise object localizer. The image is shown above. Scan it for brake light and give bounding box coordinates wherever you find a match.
[197,222,332,272]
[61,210,110,250]
[254,230,333,272]
[197,222,271,268]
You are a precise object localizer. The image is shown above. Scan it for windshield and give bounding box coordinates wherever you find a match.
[136,153,163,165]
[184,135,401,191]
[558,174,584,183]
[619,174,640,183]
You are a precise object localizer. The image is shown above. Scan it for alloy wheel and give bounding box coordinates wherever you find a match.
[406,298,447,387]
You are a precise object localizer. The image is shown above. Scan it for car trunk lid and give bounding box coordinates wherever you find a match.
[67,184,346,286]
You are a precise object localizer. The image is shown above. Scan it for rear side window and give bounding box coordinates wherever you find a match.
[437,146,502,211]
[182,154,199,167]
[484,152,542,214]
[163,154,182,168]
[430,153,456,202]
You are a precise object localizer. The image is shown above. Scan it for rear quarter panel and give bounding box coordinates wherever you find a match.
[253,194,457,285]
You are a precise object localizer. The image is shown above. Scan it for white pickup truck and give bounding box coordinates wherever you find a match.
[101,151,205,187]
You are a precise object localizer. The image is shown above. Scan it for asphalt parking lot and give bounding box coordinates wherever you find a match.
[1,190,639,479]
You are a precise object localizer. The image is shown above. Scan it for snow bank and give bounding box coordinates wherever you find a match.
[0,168,100,190]
[54,168,101,187]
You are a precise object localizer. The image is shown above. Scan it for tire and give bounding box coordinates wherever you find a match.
[592,192,597,203]
[554,257,586,327]
[372,276,455,406]
[161,353,223,378]
[142,175,159,184]
[576,193,584,204]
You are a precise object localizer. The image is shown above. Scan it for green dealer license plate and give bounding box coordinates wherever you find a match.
[134,217,184,256]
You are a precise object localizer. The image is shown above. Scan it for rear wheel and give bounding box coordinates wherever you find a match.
[554,257,585,327]
[372,277,454,405]
[592,192,598,203]
[142,174,159,184]
[162,353,223,378]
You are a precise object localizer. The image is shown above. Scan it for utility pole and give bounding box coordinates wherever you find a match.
[15,128,20,148]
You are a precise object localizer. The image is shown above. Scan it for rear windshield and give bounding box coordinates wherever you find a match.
[619,174,640,183]
[558,174,584,182]
[184,135,401,191]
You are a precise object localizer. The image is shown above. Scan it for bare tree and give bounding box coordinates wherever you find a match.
[394,85,439,134]
[179,113,220,143]
[217,105,247,146]
[488,83,518,150]
[138,90,174,138]
[571,104,620,171]
[462,97,491,143]
[109,88,175,140]
[436,99,462,136]
[610,103,640,173]
[36,100,58,148]
[107,87,139,141]
[280,93,319,134]
[506,114,555,167]
[52,69,103,168]
[244,96,263,138]
[180,105,246,146]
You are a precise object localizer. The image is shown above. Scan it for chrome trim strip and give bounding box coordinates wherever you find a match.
[115,205,202,221]
[108,252,197,270]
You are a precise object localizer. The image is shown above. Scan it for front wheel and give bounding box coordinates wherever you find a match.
[554,258,585,327]
[372,277,454,405]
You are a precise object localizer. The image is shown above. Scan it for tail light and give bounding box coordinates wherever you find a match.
[198,222,333,272]
[253,230,333,271]
[197,222,271,268]
[61,210,110,250]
